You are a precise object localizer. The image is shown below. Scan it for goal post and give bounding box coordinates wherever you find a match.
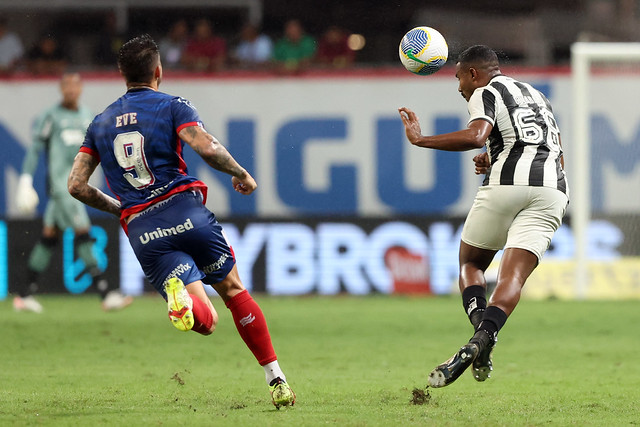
[570,42,640,298]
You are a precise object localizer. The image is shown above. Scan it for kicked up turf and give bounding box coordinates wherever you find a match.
[1,294,639,426]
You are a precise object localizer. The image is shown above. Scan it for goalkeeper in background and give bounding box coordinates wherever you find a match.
[14,72,133,313]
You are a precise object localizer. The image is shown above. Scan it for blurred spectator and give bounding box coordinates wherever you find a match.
[0,17,24,75]
[316,25,354,68]
[181,19,227,72]
[94,12,126,67]
[159,19,189,69]
[232,23,272,68]
[26,34,67,76]
[272,19,316,74]
[578,0,640,42]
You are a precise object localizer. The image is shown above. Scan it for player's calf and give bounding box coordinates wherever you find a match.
[190,294,216,335]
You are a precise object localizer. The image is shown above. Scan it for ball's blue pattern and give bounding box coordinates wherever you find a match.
[400,28,430,57]
[417,58,446,75]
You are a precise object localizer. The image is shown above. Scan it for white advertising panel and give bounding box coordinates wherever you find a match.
[1,72,639,217]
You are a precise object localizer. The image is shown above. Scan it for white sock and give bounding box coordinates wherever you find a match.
[263,360,286,385]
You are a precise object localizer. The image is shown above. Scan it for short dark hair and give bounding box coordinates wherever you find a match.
[457,45,499,67]
[117,34,159,84]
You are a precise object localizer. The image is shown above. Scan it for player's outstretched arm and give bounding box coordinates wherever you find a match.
[398,107,491,151]
[68,152,121,216]
[15,118,49,213]
[179,125,257,195]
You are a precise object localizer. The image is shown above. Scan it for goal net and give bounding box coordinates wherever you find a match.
[568,42,640,299]
[521,43,640,300]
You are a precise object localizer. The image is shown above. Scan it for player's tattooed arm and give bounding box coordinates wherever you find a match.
[68,152,122,216]
[179,125,257,195]
[180,125,245,176]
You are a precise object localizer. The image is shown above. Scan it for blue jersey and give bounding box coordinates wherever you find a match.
[80,88,208,224]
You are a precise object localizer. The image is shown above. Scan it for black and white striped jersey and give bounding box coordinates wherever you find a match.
[467,74,568,195]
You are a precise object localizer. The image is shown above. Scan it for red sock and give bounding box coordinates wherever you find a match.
[189,294,213,335]
[225,290,277,365]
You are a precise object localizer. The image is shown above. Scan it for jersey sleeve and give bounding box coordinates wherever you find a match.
[467,86,498,127]
[22,111,52,176]
[540,92,554,113]
[172,97,204,134]
[79,120,100,161]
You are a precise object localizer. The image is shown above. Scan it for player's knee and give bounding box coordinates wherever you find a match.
[213,272,245,299]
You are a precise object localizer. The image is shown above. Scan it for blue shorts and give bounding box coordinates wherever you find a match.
[126,191,235,299]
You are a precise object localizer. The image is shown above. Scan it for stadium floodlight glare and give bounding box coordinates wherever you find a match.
[571,42,640,298]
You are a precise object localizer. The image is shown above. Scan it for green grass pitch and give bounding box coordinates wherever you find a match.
[1,294,639,426]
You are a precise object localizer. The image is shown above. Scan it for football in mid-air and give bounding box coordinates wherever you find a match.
[399,26,448,75]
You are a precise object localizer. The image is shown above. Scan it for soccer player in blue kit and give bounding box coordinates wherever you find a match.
[67,34,295,408]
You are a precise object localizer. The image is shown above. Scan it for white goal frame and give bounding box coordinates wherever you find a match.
[571,42,640,298]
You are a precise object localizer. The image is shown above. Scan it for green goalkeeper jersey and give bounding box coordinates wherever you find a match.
[22,103,94,197]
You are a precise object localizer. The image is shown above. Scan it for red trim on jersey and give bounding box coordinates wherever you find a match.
[176,121,200,135]
[119,181,209,234]
[103,177,121,203]
[79,146,100,162]
[175,122,200,175]
[176,137,188,175]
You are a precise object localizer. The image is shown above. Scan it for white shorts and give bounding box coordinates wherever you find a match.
[461,185,569,261]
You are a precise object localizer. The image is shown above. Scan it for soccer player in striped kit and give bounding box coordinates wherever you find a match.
[67,35,294,408]
[399,45,569,387]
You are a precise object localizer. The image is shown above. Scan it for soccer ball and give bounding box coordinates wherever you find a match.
[399,26,448,75]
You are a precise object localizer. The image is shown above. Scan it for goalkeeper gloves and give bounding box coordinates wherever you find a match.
[16,174,39,214]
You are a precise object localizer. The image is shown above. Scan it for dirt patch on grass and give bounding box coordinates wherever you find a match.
[171,372,185,385]
[410,387,432,405]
